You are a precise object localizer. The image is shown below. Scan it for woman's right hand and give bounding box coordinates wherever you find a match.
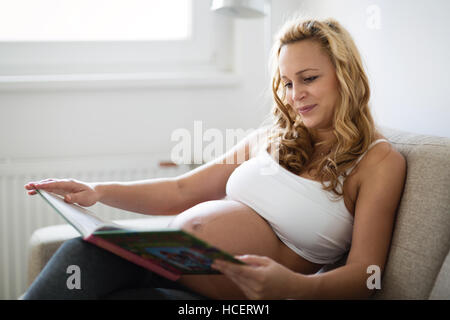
[24,178,100,207]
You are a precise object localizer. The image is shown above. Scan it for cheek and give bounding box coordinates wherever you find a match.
[316,82,339,109]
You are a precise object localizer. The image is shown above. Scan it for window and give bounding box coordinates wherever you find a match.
[0,0,233,78]
[0,0,192,41]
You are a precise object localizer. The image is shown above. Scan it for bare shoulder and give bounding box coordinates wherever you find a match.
[346,138,406,273]
[358,135,406,184]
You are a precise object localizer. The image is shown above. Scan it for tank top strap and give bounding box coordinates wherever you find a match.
[346,138,390,175]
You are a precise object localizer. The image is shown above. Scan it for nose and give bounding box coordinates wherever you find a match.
[291,84,306,102]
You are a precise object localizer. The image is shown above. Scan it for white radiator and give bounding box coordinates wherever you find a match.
[0,153,192,299]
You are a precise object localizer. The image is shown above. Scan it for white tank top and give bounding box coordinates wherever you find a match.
[225,138,390,265]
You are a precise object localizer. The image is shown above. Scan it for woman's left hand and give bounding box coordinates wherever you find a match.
[211,255,299,300]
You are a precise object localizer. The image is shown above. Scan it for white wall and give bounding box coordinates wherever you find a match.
[271,0,450,137]
[0,17,269,162]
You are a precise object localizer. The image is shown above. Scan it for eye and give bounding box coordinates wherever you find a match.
[283,82,292,88]
[304,76,318,83]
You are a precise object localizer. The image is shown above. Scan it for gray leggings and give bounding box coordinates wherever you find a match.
[22,237,208,300]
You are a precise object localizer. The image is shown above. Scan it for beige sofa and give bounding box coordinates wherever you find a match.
[25,127,450,299]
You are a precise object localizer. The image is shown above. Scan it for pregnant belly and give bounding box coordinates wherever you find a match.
[167,199,322,299]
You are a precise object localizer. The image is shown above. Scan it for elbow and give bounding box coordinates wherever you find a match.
[171,177,204,214]
[344,263,383,300]
[358,264,384,300]
[357,285,378,300]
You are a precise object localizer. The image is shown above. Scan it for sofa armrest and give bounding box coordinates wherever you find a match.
[26,216,175,288]
[27,225,79,287]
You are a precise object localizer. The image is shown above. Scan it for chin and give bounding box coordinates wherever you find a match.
[299,115,332,131]
[300,118,320,129]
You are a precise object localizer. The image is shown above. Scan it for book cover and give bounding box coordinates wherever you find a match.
[35,189,244,281]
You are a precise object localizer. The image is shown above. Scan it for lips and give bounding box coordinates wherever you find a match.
[297,104,317,114]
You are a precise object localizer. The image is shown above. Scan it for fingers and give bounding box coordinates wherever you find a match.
[24,182,38,191]
[212,255,269,269]
[64,191,97,207]
[64,194,73,203]
[211,255,272,286]
[25,179,56,190]
[26,179,75,191]
[235,255,271,266]
[24,180,52,195]
[25,178,97,207]
[24,179,82,199]
[63,192,83,204]
[212,257,257,277]
[212,259,261,299]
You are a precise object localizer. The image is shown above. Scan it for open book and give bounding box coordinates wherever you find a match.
[35,189,244,281]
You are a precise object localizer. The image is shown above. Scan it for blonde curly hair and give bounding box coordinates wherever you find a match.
[266,17,375,197]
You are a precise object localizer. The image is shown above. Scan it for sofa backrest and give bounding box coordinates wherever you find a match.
[371,127,450,299]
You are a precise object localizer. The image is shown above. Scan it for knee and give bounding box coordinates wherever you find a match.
[58,237,86,253]
[62,236,84,246]
[52,236,101,264]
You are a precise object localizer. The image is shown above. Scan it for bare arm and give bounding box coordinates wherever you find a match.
[290,146,407,299]
[92,178,183,215]
[25,127,269,215]
[25,177,183,215]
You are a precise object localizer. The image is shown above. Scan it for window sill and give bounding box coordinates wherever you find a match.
[0,71,241,91]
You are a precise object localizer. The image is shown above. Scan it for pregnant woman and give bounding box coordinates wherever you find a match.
[23,18,406,300]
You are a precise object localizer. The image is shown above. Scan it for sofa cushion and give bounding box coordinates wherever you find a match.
[372,127,450,299]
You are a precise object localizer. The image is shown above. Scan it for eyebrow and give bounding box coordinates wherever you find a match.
[281,68,319,79]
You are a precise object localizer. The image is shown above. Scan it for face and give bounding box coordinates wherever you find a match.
[278,39,339,134]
